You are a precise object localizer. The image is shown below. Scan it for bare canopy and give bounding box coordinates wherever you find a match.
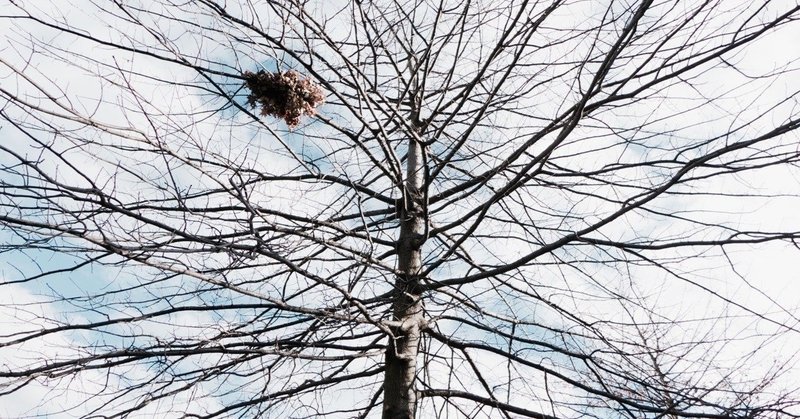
[1,0,800,418]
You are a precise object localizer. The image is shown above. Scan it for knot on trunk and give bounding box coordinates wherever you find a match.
[400,232,426,249]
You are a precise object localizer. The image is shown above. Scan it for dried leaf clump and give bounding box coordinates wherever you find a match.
[243,70,324,128]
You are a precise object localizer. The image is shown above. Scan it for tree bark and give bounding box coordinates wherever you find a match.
[382,137,426,419]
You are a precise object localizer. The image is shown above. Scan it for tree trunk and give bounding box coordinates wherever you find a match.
[382,137,426,419]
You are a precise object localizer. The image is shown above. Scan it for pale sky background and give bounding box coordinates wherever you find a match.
[2,1,800,418]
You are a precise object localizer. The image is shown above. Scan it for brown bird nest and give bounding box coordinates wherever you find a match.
[242,70,324,128]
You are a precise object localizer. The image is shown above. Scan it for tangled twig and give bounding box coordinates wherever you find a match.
[243,70,324,128]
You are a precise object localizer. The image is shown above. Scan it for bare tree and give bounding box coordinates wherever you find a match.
[2,0,800,418]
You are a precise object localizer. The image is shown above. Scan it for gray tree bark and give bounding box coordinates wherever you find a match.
[382,135,426,419]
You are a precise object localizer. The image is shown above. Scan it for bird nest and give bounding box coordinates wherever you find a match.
[242,70,324,128]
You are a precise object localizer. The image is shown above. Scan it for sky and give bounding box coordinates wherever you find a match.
[2,0,800,418]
